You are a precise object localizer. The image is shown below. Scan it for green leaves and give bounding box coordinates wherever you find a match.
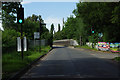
[111,5,120,24]
[2,29,20,52]
[2,2,20,29]
[50,24,54,34]
[58,24,61,32]
[74,2,120,42]
[54,2,120,43]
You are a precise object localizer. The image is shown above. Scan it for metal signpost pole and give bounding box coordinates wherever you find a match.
[39,20,45,53]
[39,21,41,52]
[21,23,23,60]
[91,27,94,48]
[17,4,24,60]
[0,2,2,79]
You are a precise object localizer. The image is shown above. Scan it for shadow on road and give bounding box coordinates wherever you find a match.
[52,46,66,49]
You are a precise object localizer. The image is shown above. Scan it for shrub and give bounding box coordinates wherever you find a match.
[2,29,20,53]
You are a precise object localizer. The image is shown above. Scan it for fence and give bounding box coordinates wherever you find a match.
[28,39,48,48]
[0,31,2,80]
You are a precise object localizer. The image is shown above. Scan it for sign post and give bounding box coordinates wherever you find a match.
[34,32,40,39]
[91,27,94,48]
[0,2,3,80]
[39,21,46,52]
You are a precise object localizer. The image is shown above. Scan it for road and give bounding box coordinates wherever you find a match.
[21,46,120,79]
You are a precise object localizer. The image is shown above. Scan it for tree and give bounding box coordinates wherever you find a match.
[54,2,120,44]
[2,2,20,29]
[50,23,54,34]
[2,29,20,53]
[22,14,50,40]
[49,24,54,47]
[2,2,51,53]
[73,2,120,43]
[58,24,61,32]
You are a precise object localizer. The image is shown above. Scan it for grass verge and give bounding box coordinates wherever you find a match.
[114,57,120,62]
[2,46,51,79]
[74,45,98,51]
[110,48,120,51]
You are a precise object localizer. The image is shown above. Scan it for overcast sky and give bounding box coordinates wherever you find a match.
[22,1,78,32]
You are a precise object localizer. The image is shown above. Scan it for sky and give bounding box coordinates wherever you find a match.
[22,1,78,32]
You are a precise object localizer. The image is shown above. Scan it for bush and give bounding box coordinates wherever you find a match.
[114,57,120,62]
[2,29,20,53]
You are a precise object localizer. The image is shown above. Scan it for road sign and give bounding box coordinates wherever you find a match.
[98,33,103,37]
[0,23,4,31]
[0,2,3,31]
[34,32,40,39]
[17,37,27,52]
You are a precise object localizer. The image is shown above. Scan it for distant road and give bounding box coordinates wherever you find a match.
[21,46,119,78]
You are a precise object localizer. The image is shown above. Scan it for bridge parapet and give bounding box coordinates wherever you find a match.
[53,39,79,47]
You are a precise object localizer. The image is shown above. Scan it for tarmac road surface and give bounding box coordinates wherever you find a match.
[21,46,120,79]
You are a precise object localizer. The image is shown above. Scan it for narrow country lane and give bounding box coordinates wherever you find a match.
[21,46,119,78]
